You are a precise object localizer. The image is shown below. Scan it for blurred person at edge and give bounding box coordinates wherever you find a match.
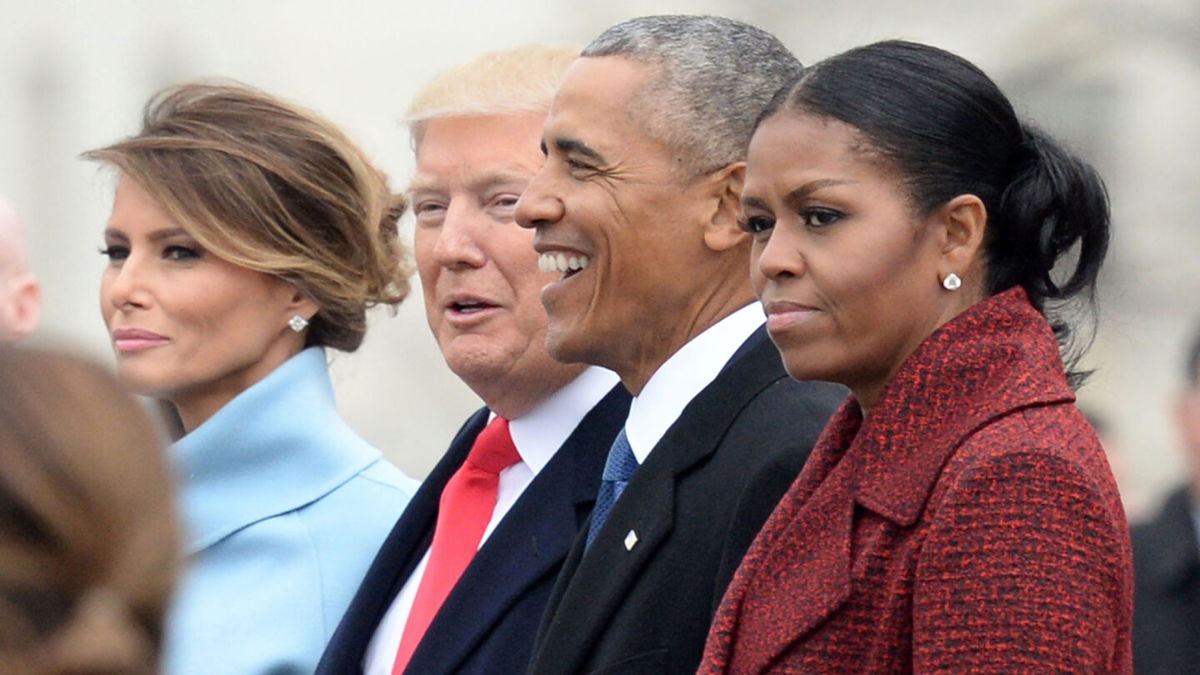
[514,16,844,675]
[0,345,178,675]
[83,83,418,675]
[699,40,1131,673]
[1132,323,1200,674]
[318,45,629,675]
[0,196,41,341]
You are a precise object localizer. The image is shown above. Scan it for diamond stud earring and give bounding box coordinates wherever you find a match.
[288,315,309,332]
[942,273,962,291]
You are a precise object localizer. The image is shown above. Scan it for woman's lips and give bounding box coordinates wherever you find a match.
[111,328,168,353]
[763,301,819,333]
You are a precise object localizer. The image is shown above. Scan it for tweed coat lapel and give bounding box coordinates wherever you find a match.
[534,330,786,673]
[850,287,1074,526]
[406,386,627,673]
[708,401,860,671]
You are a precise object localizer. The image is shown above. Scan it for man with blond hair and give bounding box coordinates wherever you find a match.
[0,196,39,341]
[317,45,628,675]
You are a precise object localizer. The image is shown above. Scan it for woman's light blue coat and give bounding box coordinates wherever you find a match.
[165,348,417,674]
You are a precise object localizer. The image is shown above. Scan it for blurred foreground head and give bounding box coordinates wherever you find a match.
[0,346,178,674]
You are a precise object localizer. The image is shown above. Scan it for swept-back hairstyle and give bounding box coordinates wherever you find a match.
[83,82,413,352]
[407,44,580,150]
[762,40,1110,384]
[582,15,802,176]
[0,346,178,674]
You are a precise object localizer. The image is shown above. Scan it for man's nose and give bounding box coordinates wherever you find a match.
[514,169,563,231]
[431,202,488,269]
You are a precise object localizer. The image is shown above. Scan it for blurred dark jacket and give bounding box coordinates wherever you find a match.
[1132,485,1200,674]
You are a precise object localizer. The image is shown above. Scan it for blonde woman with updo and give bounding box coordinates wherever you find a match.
[84,83,418,674]
[0,346,177,675]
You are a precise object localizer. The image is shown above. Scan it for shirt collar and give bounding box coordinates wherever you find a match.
[625,303,764,463]
[506,365,620,475]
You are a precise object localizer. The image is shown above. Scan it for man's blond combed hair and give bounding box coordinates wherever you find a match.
[407,44,580,149]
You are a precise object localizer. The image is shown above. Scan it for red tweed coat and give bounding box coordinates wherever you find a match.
[700,288,1132,673]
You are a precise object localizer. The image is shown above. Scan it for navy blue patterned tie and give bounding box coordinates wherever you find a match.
[586,428,639,549]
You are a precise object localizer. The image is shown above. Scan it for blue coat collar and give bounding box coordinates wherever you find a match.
[174,347,383,554]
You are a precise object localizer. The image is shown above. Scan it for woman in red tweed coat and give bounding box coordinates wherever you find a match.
[700,40,1132,673]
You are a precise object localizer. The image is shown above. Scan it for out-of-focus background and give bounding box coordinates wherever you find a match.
[2,0,1196,520]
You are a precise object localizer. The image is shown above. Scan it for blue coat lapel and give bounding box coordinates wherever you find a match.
[173,347,383,554]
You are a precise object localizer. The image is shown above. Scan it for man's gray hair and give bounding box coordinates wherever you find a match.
[583,15,802,175]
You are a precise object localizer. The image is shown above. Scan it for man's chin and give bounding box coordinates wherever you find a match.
[544,325,601,369]
[445,347,523,388]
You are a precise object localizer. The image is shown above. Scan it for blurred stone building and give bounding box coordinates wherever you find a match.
[1,0,1195,518]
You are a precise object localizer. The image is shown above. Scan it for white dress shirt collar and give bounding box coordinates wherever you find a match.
[624,303,764,464]
[505,365,620,475]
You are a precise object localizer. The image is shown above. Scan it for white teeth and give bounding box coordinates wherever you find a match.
[539,252,591,274]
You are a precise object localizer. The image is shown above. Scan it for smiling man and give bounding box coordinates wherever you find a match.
[316,46,629,675]
[515,15,844,675]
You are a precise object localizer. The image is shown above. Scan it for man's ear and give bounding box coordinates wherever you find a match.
[702,162,749,253]
[1176,389,1200,457]
[7,275,40,340]
[934,194,987,282]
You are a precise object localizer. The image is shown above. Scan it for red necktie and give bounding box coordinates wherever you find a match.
[391,416,521,674]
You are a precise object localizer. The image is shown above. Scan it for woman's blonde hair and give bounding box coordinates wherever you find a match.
[0,346,178,674]
[83,82,412,352]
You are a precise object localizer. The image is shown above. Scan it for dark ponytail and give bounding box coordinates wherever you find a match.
[993,126,1110,386]
[992,125,1110,306]
[768,39,1110,385]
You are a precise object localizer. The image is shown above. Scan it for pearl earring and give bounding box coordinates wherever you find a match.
[288,315,309,332]
[942,273,962,291]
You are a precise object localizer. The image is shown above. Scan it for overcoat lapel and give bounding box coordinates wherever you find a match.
[535,330,785,673]
[407,387,626,672]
